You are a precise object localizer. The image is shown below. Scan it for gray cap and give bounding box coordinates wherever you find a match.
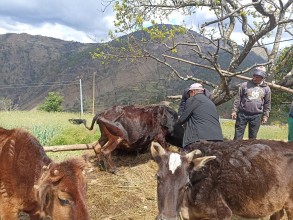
[253,69,266,78]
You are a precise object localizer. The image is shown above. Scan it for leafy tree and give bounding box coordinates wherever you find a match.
[271,46,293,122]
[38,92,64,112]
[95,0,293,105]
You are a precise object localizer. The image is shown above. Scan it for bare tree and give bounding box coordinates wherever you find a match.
[95,0,293,105]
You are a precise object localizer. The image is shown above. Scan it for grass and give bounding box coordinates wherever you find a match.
[220,119,288,140]
[0,111,289,160]
[0,111,99,145]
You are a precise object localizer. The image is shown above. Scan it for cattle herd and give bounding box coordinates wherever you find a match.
[1,104,292,220]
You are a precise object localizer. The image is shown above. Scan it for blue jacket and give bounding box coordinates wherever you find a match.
[178,88,212,117]
[178,93,223,147]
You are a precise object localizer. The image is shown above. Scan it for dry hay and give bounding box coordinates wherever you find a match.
[85,150,159,220]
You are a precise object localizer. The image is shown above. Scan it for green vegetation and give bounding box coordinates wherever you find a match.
[0,111,99,146]
[0,111,288,145]
[0,110,289,161]
[38,92,64,112]
[220,119,288,140]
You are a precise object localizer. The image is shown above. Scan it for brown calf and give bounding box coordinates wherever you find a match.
[0,127,89,220]
[151,140,293,220]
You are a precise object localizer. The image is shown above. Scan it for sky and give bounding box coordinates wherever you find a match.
[0,0,291,48]
[0,0,116,43]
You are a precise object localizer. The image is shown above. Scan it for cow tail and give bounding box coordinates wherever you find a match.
[86,114,99,130]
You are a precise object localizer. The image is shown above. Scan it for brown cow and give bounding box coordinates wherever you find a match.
[70,104,182,173]
[151,140,293,220]
[0,127,89,220]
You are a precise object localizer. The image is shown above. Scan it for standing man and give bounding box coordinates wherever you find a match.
[231,68,271,140]
[178,83,211,117]
[289,100,293,142]
[178,83,223,148]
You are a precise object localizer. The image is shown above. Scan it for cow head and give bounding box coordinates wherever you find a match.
[34,157,89,220]
[160,106,178,134]
[151,141,215,220]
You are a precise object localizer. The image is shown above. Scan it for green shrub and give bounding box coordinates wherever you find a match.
[38,92,64,112]
[48,127,100,145]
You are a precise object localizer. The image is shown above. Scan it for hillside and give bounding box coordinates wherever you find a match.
[0,29,266,112]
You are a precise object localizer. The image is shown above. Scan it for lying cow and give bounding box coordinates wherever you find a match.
[0,127,89,220]
[151,140,293,220]
[70,104,181,173]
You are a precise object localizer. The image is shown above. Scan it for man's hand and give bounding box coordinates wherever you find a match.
[231,111,237,120]
[262,116,268,124]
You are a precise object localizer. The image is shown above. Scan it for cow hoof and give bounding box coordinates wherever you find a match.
[96,160,106,171]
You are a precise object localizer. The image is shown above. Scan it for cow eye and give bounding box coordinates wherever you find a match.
[155,173,161,182]
[58,197,71,206]
[57,191,73,206]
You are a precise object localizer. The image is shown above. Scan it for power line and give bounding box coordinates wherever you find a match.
[0,81,80,89]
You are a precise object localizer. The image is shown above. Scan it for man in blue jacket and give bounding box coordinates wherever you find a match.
[178,83,223,148]
[231,68,271,140]
[177,83,211,118]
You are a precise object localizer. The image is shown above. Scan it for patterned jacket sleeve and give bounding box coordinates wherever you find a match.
[232,85,243,113]
[262,86,271,117]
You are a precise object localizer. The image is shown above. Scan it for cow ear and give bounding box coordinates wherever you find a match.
[192,156,216,171]
[185,149,202,163]
[151,141,166,158]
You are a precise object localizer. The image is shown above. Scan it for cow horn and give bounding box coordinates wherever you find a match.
[192,156,216,171]
[185,149,202,163]
[151,141,166,158]
[53,169,59,176]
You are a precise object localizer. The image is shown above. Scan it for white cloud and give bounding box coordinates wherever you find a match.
[0,0,115,43]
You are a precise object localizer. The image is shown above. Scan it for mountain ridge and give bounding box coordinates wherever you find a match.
[0,30,266,112]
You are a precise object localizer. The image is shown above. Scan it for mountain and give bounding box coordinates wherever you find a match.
[0,29,266,112]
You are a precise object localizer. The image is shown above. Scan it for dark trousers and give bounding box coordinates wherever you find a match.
[234,111,262,140]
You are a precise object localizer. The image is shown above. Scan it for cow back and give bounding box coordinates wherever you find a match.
[98,105,179,150]
[152,139,293,220]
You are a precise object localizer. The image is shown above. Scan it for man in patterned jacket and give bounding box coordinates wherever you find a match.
[231,67,271,140]
[289,100,293,142]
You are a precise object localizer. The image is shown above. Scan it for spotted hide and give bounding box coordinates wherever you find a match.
[72,105,182,173]
[0,127,89,220]
[151,140,293,220]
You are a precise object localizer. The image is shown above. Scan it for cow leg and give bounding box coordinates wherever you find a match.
[92,142,107,170]
[100,137,123,174]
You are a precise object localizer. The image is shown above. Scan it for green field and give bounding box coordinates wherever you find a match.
[0,110,289,161]
[0,110,289,146]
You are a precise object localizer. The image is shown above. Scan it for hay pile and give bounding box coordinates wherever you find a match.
[85,151,159,220]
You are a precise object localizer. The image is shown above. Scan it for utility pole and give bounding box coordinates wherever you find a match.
[79,79,83,118]
[92,72,96,115]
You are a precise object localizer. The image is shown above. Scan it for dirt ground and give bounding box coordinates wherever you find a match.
[85,150,159,220]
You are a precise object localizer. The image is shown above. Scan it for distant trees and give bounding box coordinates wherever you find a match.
[38,92,64,112]
[96,0,293,105]
[0,97,18,111]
